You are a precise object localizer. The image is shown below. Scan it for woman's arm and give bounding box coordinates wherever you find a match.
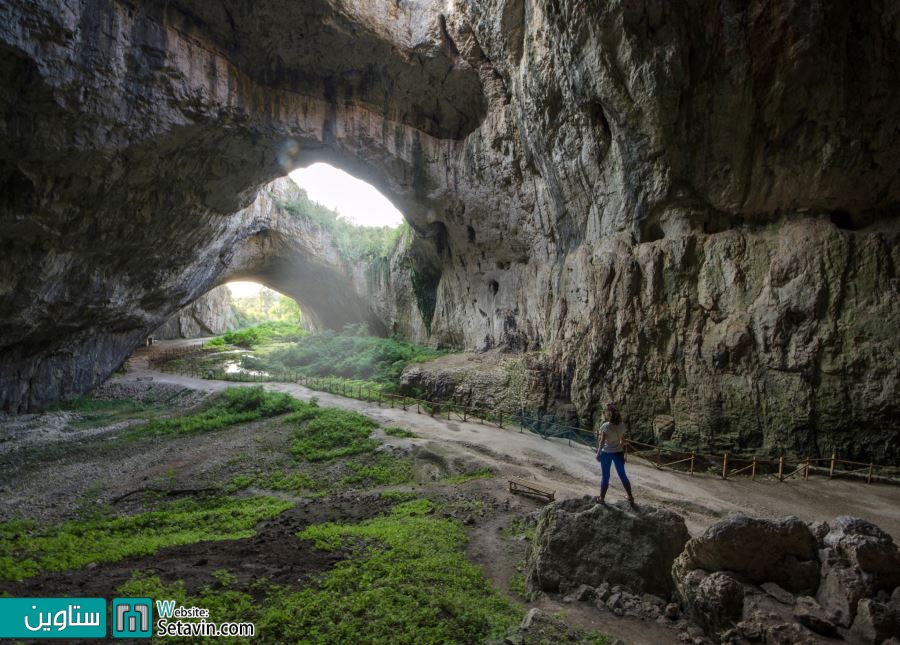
[597,430,607,456]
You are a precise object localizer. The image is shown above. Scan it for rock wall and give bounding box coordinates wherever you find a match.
[0,0,898,460]
[153,285,235,339]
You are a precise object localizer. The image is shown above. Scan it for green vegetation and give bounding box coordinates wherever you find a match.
[123,386,300,439]
[220,321,307,349]
[339,455,413,488]
[251,324,444,387]
[0,496,292,582]
[444,468,496,485]
[57,396,167,429]
[383,426,417,438]
[287,404,379,461]
[119,500,521,643]
[230,286,303,328]
[279,190,406,263]
[509,572,529,601]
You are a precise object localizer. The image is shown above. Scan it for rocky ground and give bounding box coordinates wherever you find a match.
[2,343,900,643]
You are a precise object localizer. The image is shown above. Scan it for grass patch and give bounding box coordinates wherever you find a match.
[58,396,165,429]
[379,491,419,504]
[287,405,379,462]
[339,455,414,489]
[0,496,292,582]
[123,386,300,439]
[383,426,417,438]
[444,468,496,485]
[119,499,520,643]
[509,571,529,601]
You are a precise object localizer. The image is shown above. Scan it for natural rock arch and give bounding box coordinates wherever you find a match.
[1,0,898,464]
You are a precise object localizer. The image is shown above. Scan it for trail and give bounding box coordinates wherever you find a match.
[123,342,900,538]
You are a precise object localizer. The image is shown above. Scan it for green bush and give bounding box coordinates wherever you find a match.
[220,321,307,348]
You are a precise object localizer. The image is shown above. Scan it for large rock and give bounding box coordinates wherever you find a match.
[525,497,689,598]
[816,516,900,627]
[674,515,820,594]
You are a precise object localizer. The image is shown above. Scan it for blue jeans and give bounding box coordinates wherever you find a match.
[598,451,632,498]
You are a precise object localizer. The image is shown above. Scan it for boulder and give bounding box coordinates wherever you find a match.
[678,570,745,635]
[816,516,900,626]
[673,515,820,594]
[525,497,689,598]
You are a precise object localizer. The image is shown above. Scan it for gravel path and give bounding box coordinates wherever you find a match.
[117,344,900,539]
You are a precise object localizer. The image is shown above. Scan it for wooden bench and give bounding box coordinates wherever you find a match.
[508,477,555,502]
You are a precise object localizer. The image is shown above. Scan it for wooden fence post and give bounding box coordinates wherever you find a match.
[829,452,836,479]
[778,456,785,482]
[751,458,757,481]
[722,452,729,480]
[656,445,662,467]
[498,412,503,428]
[868,463,874,484]
[689,452,695,476]
[805,457,810,481]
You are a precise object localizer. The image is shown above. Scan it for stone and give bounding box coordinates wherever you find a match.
[816,516,900,626]
[760,582,795,605]
[792,596,838,637]
[678,570,745,636]
[520,608,541,630]
[851,599,900,644]
[573,584,596,602]
[595,582,611,602]
[665,603,681,620]
[673,515,820,594]
[525,497,689,597]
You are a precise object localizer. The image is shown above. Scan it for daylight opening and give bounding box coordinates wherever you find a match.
[289,162,404,227]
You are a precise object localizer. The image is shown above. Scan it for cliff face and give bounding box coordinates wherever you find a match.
[154,285,235,339]
[1,0,897,460]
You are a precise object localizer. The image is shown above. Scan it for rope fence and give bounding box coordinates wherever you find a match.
[144,343,898,486]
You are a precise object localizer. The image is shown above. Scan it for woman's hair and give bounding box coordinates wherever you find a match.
[607,403,622,424]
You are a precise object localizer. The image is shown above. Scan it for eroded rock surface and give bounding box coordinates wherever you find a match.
[154,286,235,339]
[1,0,898,463]
[525,496,689,598]
[674,514,900,643]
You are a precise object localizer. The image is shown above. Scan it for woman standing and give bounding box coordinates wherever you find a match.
[596,403,634,504]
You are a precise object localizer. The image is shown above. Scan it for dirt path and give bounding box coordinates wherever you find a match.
[120,344,900,540]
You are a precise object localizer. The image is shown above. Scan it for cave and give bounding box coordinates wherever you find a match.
[3,2,900,643]
[0,0,898,459]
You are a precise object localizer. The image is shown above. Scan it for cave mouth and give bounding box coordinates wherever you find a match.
[288,163,405,228]
[225,282,304,330]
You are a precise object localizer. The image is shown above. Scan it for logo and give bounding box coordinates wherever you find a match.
[0,598,106,639]
[112,597,153,638]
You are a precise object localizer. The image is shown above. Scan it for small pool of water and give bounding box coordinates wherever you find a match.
[223,359,269,377]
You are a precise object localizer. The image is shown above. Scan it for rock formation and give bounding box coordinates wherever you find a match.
[674,514,900,643]
[1,0,898,461]
[525,496,689,598]
[154,285,235,339]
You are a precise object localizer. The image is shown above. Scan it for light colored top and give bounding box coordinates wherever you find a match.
[599,421,626,453]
